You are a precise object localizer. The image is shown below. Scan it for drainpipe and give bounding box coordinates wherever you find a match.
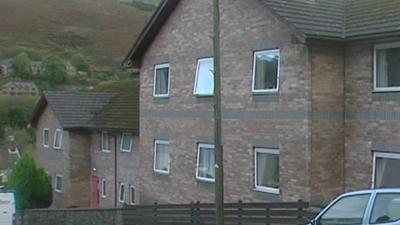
[113,134,118,208]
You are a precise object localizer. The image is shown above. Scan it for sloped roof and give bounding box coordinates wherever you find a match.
[87,80,139,132]
[30,80,139,133]
[2,81,38,90]
[261,0,400,39]
[124,0,400,66]
[32,92,115,129]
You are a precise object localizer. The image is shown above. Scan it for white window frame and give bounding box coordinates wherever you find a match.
[53,129,63,150]
[129,185,136,205]
[43,128,49,148]
[193,57,214,96]
[372,151,400,188]
[55,174,63,193]
[153,140,171,175]
[101,131,111,153]
[252,49,280,94]
[119,182,125,203]
[196,143,215,183]
[120,133,133,152]
[153,63,170,98]
[254,148,280,194]
[373,42,400,92]
[101,178,107,198]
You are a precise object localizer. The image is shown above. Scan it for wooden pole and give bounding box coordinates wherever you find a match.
[213,0,224,225]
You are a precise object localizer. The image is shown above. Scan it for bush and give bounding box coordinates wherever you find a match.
[71,54,90,74]
[12,52,32,78]
[42,54,68,85]
[7,154,52,209]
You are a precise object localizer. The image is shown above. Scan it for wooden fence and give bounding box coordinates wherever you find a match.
[20,201,314,225]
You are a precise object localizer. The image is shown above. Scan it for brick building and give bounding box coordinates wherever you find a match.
[1,81,39,96]
[122,0,400,205]
[30,81,139,208]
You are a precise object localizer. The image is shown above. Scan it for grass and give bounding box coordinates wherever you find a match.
[0,0,154,69]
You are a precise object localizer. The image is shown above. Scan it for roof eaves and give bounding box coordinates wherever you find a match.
[122,0,180,68]
[258,0,307,43]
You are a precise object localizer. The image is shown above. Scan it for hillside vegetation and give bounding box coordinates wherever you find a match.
[0,0,154,68]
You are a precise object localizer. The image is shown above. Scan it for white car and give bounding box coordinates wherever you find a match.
[0,193,16,225]
[311,189,400,225]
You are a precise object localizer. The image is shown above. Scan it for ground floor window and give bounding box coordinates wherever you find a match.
[55,174,63,193]
[154,140,171,174]
[129,185,135,205]
[196,143,215,182]
[119,183,125,203]
[255,148,280,194]
[373,152,400,188]
[101,178,106,198]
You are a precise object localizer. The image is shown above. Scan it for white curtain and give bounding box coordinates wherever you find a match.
[257,153,279,188]
[377,50,388,87]
[375,157,387,188]
[156,144,170,171]
[199,148,215,179]
[156,68,169,94]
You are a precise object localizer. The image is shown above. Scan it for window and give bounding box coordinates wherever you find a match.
[373,152,400,188]
[43,128,49,148]
[101,131,111,152]
[374,43,400,91]
[154,63,170,97]
[194,58,214,96]
[101,178,107,198]
[53,129,63,150]
[370,193,400,224]
[55,174,63,193]
[320,194,370,225]
[129,185,135,205]
[154,140,171,174]
[120,133,133,152]
[196,143,215,182]
[255,148,280,194]
[119,183,125,203]
[252,49,280,93]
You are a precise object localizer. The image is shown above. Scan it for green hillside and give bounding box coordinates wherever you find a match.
[0,0,155,68]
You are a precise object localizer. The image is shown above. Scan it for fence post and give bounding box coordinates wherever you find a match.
[190,201,195,225]
[298,200,304,225]
[153,202,158,225]
[196,201,201,225]
[238,200,242,225]
[266,203,270,225]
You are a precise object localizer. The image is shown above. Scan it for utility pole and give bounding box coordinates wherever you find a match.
[213,0,224,225]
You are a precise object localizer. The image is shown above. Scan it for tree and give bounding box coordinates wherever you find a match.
[71,54,90,74]
[42,54,67,85]
[7,154,52,209]
[12,52,32,78]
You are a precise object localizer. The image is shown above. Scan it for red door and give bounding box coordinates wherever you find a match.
[91,176,100,208]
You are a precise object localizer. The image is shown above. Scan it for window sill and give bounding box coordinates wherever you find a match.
[373,88,400,93]
[196,177,215,183]
[102,195,107,199]
[55,190,63,194]
[254,187,280,195]
[43,145,49,148]
[252,90,279,95]
[102,149,111,153]
[153,95,170,99]
[154,170,170,175]
[120,149,132,153]
[54,147,62,151]
[194,94,214,98]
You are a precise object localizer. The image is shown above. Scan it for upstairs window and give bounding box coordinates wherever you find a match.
[153,140,171,174]
[43,128,49,148]
[55,174,63,193]
[53,129,63,150]
[194,58,214,96]
[373,152,400,188]
[120,133,133,152]
[374,43,400,91]
[252,50,280,93]
[101,131,111,152]
[154,63,170,97]
[196,143,215,182]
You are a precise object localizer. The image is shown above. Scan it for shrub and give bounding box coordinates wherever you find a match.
[7,154,52,209]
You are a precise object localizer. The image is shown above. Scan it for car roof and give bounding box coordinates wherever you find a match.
[341,188,400,197]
